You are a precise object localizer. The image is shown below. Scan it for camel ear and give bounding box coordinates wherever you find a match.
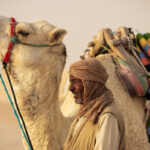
[48,28,67,45]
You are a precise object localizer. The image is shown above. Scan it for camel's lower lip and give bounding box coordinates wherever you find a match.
[62,47,67,56]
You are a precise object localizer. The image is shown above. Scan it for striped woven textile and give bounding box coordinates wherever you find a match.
[136,33,150,72]
[137,33,150,58]
[136,33,150,141]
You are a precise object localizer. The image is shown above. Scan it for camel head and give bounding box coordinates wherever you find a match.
[0,16,68,118]
[0,16,66,68]
[0,15,67,77]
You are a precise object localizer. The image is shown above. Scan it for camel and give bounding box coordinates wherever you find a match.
[60,55,150,150]
[0,15,150,150]
[0,15,72,150]
[60,28,150,150]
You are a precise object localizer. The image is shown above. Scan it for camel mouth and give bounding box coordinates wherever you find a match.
[62,46,67,56]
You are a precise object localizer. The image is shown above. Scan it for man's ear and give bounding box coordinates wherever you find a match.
[48,28,67,45]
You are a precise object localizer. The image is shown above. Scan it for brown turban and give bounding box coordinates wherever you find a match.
[69,58,108,85]
[69,58,114,124]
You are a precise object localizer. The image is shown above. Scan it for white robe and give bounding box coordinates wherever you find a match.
[72,113,120,150]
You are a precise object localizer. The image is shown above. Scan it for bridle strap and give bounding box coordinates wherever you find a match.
[2,17,62,150]
[3,17,16,63]
[11,36,61,47]
[3,17,62,64]
[2,17,34,150]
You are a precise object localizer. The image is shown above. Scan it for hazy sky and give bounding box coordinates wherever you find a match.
[0,1,150,149]
[0,0,150,68]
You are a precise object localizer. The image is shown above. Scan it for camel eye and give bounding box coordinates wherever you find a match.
[18,30,30,37]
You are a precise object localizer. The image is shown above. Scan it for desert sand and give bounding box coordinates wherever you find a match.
[0,73,24,150]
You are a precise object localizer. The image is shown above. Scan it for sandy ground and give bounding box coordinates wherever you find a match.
[0,74,24,150]
[0,101,24,150]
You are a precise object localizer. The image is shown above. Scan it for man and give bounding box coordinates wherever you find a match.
[62,58,125,150]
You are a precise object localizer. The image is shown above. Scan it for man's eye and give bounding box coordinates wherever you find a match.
[75,79,81,82]
[72,79,77,82]
[71,78,81,83]
[73,79,78,83]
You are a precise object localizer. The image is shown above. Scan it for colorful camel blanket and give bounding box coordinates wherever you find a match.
[85,28,150,141]
[136,33,150,71]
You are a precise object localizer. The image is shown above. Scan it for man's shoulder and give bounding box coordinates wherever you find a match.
[101,102,119,115]
[100,102,124,125]
[98,112,118,126]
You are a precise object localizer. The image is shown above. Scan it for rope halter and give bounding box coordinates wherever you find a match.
[2,17,62,65]
[3,17,16,64]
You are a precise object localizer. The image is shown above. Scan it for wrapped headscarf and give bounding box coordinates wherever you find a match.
[69,58,114,124]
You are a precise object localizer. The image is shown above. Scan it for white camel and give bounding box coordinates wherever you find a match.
[0,15,72,150]
[0,15,150,150]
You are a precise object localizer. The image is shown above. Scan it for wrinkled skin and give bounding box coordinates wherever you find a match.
[69,74,84,104]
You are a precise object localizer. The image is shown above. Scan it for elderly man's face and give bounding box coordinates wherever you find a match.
[69,74,84,104]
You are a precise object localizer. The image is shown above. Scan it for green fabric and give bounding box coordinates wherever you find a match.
[136,33,143,41]
[143,33,150,40]
[114,57,148,95]
[147,118,150,127]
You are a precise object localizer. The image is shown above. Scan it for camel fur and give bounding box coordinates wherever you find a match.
[0,15,72,150]
[98,54,149,150]
[1,15,150,150]
[61,27,150,150]
[61,54,150,150]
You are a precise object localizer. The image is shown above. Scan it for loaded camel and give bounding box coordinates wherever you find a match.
[61,27,150,150]
[0,16,149,150]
